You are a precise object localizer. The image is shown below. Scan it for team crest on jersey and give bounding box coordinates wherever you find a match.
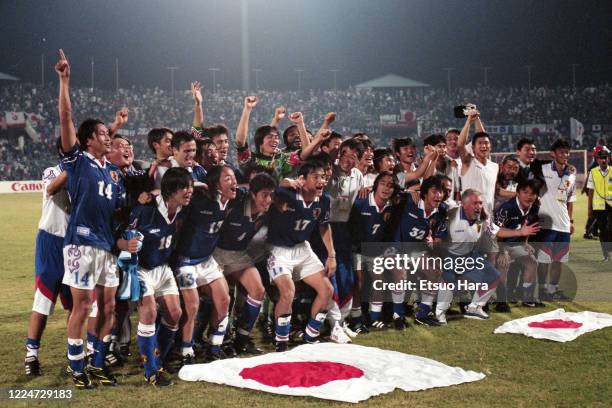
[129,218,138,229]
[110,171,119,183]
[565,180,571,188]
[476,224,482,233]
[313,208,321,219]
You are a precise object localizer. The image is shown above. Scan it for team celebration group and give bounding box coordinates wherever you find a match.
[23,49,612,389]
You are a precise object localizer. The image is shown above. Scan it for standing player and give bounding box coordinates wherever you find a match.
[267,161,335,351]
[537,139,577,300]
[154,131,207,188]
[586,147,611,261]
[24,156,71,375]
[213,173,276,354]
[174,165,237,363]
[55,49,140,389]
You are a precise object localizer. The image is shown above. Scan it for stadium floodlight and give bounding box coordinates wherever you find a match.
[295,69,305,91]
[525,65,534,90]
[209,68,221,93]
[251,68,262,90]
[329,69,340,91]
[443,68,453,95]
[167,67,179,96]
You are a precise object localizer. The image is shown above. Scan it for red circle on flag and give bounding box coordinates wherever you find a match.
[239,361,364,388]
[528,319,583,329]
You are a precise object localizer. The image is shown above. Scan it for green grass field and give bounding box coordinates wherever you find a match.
[0,193,610,407]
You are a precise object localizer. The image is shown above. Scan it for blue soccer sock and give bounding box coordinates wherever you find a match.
[209,316,229,354]
[275,314,291,343]
[304,312,326,342]
[392,291,405,318]
[92,334,111,368]
[370,302,383,321]
[86,332,97,357]
[67,338,85,374]
[26,338,40,358]
[156,319,178,366]
[137,322,158,378]
[236,295,262,339]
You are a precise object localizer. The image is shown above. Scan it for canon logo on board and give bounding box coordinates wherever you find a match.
[11,182,44,192]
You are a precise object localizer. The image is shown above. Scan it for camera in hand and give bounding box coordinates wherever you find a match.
[453,104,477,118]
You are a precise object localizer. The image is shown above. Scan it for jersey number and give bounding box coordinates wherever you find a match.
[97,181,113,200]
[294,220,311,231]
[409,227,426,240]
[236,232,247,241]
[371,224,381,235]
[208,221,223,234]
[158,235,173,250]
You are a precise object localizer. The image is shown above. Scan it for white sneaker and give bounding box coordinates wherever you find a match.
[342,322,358,338]
[435,311,448,325]
[330,324,352,344]
[464,305,489,320]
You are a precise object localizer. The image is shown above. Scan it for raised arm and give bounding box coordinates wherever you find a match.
[236,96,257,148]
[55,49,76,151]
[271,106,286,128]
[288,112,310,151]
[404,146,437,182]
[457,110,479,173]
[300,129,331,161]
[191,81,204,129]
[109,107,129,137]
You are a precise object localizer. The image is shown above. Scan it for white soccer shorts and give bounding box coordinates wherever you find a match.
[267,241,324,282]
[62,245,119,290]
[138,264,179,298]
[175,256,224,290]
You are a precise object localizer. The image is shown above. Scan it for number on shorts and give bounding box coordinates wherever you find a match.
[74,271,90,287]
[294,219,311,231]
[158,234,173,249]
[180,273,195,287]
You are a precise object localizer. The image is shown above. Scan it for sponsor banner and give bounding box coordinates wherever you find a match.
[379,114,398,125]
[0,180,44,194]
[5,111,26,127]
[487,125,513,134]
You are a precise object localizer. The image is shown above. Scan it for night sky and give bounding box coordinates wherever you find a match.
[1,0,610,90]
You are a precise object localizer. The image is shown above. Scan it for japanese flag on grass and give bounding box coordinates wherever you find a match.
[179,343,485,403]
[494,308,612,342]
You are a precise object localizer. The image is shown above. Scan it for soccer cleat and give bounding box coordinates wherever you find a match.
[263,320,275,342]
[349,320,369,334]
[464,305,490,320]
[494,302,512,313]
[551,290,571,301]
[181,354,196,366]
[342,322,358,338]
[86,365,117,386]
[146,369,173,387]
[415,314,442,327]
[234,337,263,355]
[25,355,42,376]
[71,370,96,390]
[104,350,123,367]
[370,320,387,329]
[222,343,238,359]
[393,316,407,331]
[206,349,227,362]
[118,344,132,358]
[275,341,289,352]
[330,325,352,344]
[435,311,448,325]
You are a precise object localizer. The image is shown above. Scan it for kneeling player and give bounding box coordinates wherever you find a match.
[130,168,192,386]
[267,161,335,351]
[213,173,276,354]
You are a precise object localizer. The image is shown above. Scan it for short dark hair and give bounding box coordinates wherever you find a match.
[517,178,542,196]
[202,124,229,141]
[445,128,460,137]
[472,132,490,145]
[423,134,446,147]
[392,137,415,153]
[249,173,276,194]
[339,138,365,159]
[147,128,173,154]
[161,167,192,200]
[359,138,374,151]
[307,152,333,167]
[253,125,279,154]
[243,163,275,180]
[297,160,324,178]
[550,138,571,151]
[282,125,298,147]
[321,131,343,148]
[502,154,520,165]
[76,118,105,149]
[517,137,535,151]
[420,175,444,200]
[373,148,394,172]
[372,171,398,199]
[172,131,195,150]
[204,164,234,201]
[196,138,215,161]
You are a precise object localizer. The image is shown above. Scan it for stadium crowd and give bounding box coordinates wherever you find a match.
[1,80,610,180]
[16,49,612,390]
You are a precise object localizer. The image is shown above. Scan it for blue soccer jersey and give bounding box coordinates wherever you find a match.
[267,187,331,247]
[61,144,125,252]
[393,194,448,242]
[349,192,394,250]
[192,164,207,183]
[129,196,186,270]
[174,192,231,266]
[494,197,539,244]
[217,189,268,251]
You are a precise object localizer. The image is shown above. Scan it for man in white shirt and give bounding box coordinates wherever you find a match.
[536,139,576,301]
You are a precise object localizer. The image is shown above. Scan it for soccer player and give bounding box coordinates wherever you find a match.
[494,179,543,308]
[24,157,71,376]
[154,131,207,188]
[536,139,577,301]
[130,168,193,386]
[174,165,237,363]
[196,138,219,171]
[147,128,174,176]
[424,134,461,203]
[586,147,612,261]
[393,176,449,327]
[267,161,335,351]
[495,155,521,210]
[55,49,140,389]
[213,173,276,354]
[348,171,397,332]
[393,137,437,190]
[434,189,539,323]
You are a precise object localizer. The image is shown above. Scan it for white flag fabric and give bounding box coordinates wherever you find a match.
[179,343,485,403]
[570,117,584,145]
[494,308,612,342]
